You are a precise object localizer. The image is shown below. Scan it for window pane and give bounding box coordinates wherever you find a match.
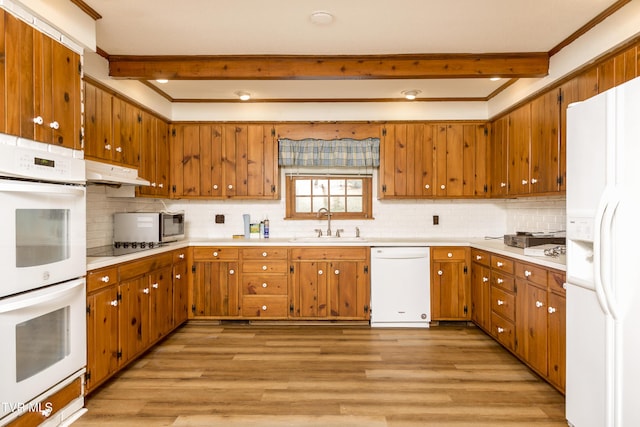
[347,197,363,212]
[313,196,329,211]
[312,180,328,195]
[346,179,362,195]
[295,179,312,196]
[296,197,312,213]
[330,179,346,195]
[330,196,346,212]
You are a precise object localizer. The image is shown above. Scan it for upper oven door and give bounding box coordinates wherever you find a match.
[0,179,86,297]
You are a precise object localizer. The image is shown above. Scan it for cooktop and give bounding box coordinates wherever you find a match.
[87,242,163,257]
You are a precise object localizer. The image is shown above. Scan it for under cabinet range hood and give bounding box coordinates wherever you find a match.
[85,159,150,186]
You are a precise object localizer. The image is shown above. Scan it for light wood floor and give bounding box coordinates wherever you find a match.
[75,322,566,427]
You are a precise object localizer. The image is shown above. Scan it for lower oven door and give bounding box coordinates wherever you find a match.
[0,278,86,420]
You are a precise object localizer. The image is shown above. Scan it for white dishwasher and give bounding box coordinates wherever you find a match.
[370,247,430,328]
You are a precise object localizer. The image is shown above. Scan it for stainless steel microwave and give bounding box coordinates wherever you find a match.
[113,212,185,244]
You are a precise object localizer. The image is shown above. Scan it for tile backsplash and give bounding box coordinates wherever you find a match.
[87,179,566,248]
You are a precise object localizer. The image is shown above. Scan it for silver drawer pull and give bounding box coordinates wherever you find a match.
[497,327,504,334]
[262,283,268,288]
[175,274,181,280]
[497,299,505,306]
[262,305,267,311]
[101,275,110,283]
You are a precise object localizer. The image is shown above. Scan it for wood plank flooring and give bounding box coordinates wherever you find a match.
[75,322,566,426]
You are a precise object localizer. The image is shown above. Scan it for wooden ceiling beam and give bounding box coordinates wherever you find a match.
[108,53,549,80]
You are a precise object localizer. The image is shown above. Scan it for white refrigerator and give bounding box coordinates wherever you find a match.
[566,76,640,427]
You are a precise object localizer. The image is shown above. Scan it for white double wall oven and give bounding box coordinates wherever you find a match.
[0,136,87,424]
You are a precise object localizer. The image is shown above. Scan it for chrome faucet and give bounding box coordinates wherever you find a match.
[317,207,333,237]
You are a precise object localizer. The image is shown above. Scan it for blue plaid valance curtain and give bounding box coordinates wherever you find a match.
[278,138,380,167]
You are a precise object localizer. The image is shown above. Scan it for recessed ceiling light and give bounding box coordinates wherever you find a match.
[490,77,501,81]
[156,79,169,84]
[310,11,334,25]
[235,91,251,101]
[401,90,421,100]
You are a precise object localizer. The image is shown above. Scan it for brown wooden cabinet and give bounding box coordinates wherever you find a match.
[547,271,566,391]
[290,247,370,320]
[241,247,289,318]
[490,116,509,196]
[84,80,142,168]
[3,11,80,149]
[170,123,279,199]
[191,247,240,318]
[470,249,491,331]
[86,251,187,394]
[379,123,435,198]
[430,247,470,320]
[530,89,561,194]
[434,124,485,197]
[138,111,170,197]
[489,254,516,351]
[173,249,189,326]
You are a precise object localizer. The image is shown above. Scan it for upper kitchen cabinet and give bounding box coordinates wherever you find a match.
[507,104,531,196]
[434,123,486,198]
[84,80,141,168]
[138,111,170,198]
[529,89,561,195]
[379,123,435,198]
[490,116,509,197]
[3,11,80,150]
[170,123,279,199]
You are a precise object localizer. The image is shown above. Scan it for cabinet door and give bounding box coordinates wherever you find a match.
[508,104,531,195]
[118,276,150,364]
[470,263,491,331]
[379,123,435,198]
[559,79,579,193]
[155,119,170,197]
[112,98,140,167]
[149,266,173,340]
[291,261,328,318]
[4,13,36,140]
[435,124,464,196]
[547,291,566,391]
[173,261,189,326]
[431,260,468,320]
[530,89,561,194]
[86,286,119,392]
[328,260,369,318]
[515,280,548,375]
[473,124,489,197]
[83,82,114,161]
[138,110,156,194]
[43,36,80,149]
[490,116,509,196]
[192,261,239,317]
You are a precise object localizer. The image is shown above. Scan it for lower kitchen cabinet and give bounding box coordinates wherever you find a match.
[469,247,567,393]
[289,247,370,320]
[470,249,491,331]
[431,247,470,320]
[241,247,289,318]
[86,250,189,394]
[173,249,189,326]
[191,247,240,318]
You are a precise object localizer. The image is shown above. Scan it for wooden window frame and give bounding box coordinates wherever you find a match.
[285,175,373,220]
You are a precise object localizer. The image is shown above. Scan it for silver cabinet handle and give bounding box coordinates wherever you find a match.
[228,184,233,190]
[175,274,181,280]
[115,146,123,153]
[424,184,430,189]
[143,288,150,294]
[548,306,557,314]
[476,255,482,260]
[104,144,111,150]
[496,261,503,267]
[482,277,489,282]
[497,299,505,306]
[447,252,453,258]
[33,116,44,125]
[500,182,507,188]
[110,299,118,307]
[497,278,504,284]
[440,184,445,190]
[179,253,185,259]
[262,305,267,311]
[262,252,268,257]
[152,283,159,289]
[49,121,60,130]
[334,269,340,275]
[262,283,268,288]
[318,270,323,275]
[535,301,544,308]
[525,270,532,277]
[522,179,528,185]
[438,270,443,276]
[497,327,504,333]
[213,251,218,257]
[531,178,538,184]
[213,184,219,190]
[101,275,110,283]
[229,269,235,275]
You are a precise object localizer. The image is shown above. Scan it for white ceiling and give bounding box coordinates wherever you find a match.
[83,0,621,102]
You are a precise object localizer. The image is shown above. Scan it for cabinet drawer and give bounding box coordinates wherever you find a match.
[491,312,515,351]
[242,260,288,274]
[241,295,289,317]
[471,249,490,267]
[491,286,515,322]
[242,247,288,260]
[515,262,547,287]
[87,267,118,292]
[120,252,173,281]
[290,247,367,261]
[549,270,566,295]
[242,275,288,295]
[491,255,514,274]
[193,247,239,261]
[491,271,515,292]
[432,247,467,261]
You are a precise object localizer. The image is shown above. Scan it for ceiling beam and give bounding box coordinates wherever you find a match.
[108,53,549,80]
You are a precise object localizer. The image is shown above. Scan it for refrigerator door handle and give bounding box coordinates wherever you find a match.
[594,188,620,319]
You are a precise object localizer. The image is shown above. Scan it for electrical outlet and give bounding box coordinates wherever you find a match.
[215,214,225,224]
[433,215,439,225]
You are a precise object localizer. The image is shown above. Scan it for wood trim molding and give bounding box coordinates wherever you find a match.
[108,53,549,80]
[69,0,102,20]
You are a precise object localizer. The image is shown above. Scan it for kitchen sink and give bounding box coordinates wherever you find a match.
[289,236,368,243]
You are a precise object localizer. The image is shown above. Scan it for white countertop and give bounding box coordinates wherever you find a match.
[87,237,565,271]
